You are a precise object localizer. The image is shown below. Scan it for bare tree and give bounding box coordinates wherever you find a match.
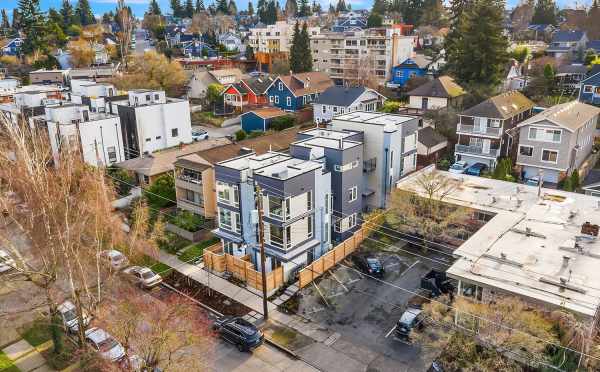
[117,0,134,68]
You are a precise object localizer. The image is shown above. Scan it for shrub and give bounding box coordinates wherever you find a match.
[169,210,205,231]
[235,129,247,141]
[144,174,176,209]
[570,170,580,190]
[107,165,135,197]
[270,115,295,131]
[179,236,220,263]
[247,130,264,138]
[379,100,402,113]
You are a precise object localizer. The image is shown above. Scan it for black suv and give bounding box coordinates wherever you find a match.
[213,317,264,352]
[352,254,385,277]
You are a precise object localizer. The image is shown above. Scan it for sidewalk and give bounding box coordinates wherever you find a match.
[2,339,55,372]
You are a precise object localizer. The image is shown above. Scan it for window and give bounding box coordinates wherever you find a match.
[519,145,533,156]
[322,105,326,114]
[274,96,279,104]
[307,216,313,238]
[286,97,291,106]
[171,128,179,137]
[584,85,593,93]
[269,96,274,103]
[348,213,357,228]
[217,181,239,206]
[269,224,284,247]
[218,208,240,233]
[528,127,561,142]
[185,190,196,202]
[154,94,159,100]
[223,241,238,255]
[146,94,151,100]
[268,195,284,219]
[541,149,558,163]
[156,136,161,140]
[333,106,338,113]
[348,186,357,202]
[325,194,330,214]
[107,146,117,162]
[143,175,150,184]
[307,191,312,210]
[145,138,151,142]
[324,222,329,242]
[278,82,283,91]
[490,119,501,128]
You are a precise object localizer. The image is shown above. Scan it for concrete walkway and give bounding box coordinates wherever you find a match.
[2,339,55,372]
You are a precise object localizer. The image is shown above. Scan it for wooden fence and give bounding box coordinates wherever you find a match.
[203,244,284,292]
[297,211,385,288]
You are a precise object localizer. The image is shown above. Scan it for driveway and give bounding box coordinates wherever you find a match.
[192,124,241,139]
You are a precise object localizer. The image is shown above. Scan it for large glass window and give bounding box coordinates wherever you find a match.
[218,208,232,230]
[541,149,558,163]
[269,224,284,247]
[269,195,284,219]
[217,181,239,206]
[519,146,533,156]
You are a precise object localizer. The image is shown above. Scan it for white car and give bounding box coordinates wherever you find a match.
[85,327,126,362]
[448,160,469,174]
[98,250,129,271]
[58,300,91,333]
[0,250,16,273]
[191,129,209,141]
[122,266,163,289]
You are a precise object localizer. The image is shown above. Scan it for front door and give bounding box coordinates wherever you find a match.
[421,97,428,110]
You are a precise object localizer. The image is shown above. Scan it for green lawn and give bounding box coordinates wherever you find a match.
[0,351,19,372]
[178,236,220,263]
[137,255,173,278]
[41,339,79,370]
[18,319,52,347]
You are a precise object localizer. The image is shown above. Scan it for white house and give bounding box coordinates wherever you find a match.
[312,86,386,123]
[218,32,243,52]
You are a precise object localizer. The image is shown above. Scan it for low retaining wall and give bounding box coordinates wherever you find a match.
[165,223,211,242]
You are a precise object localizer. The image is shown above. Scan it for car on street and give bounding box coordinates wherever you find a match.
[85,327,126,362]
[0,249,16,273]
[394,307,425,341]
[98,250,129,271]
[122,266,163,289]
[448,160,468,174]
[351,254,385,277]
[191,129,209,141]
[58,300,91,333]
[213,316,264,352]
[465,162,488,176]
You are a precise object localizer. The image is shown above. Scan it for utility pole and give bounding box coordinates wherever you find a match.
[255,184,269,320]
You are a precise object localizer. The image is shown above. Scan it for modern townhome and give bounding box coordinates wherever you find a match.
[406,76,465,110]
[213,152,332,280]
[222,76,274,109]
[291,128,365,242]
[455,90,535,170]
[578,71,600,106]
[173,128,302,219]
[330,111,419,210]
[312,86,386,124]
[265,72,333,112]
[69,80,118,113]
[109,89,193,159]
[516,101,600,184]
[546,30,588,58]
[45,103,125,167]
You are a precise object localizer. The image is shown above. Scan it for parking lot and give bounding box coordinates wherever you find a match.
[297,243,450,371]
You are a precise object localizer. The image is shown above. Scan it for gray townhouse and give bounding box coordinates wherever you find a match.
[329,111,419,210]
[516,101,600,185]
[291,128,365,243]
[455,91,535,170]
[213,152,332,280]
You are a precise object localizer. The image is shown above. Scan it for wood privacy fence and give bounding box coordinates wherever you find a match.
[298,212,384,288]
[203,243,284,292]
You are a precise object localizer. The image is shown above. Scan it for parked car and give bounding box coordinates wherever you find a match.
[448,160,468,174]
[213,316,264,352]
[85,327,126,362]
[98,250,129,270]
[0,249,16,273]
[191,129,208,141]
[122,266,163,289]
[465,162,488,176]
[351,254,385,277]
[394,307,425,341]
[58,300,91,333]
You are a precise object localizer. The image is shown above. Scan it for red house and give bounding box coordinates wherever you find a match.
[223,76,273,110]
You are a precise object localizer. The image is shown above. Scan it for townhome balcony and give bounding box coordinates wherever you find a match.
[456,124,502,137]
[455,144,500,158]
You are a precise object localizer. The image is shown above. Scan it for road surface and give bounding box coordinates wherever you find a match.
[134,29,154,55]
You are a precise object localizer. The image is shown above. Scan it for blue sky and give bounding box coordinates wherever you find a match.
[0,0,591,19]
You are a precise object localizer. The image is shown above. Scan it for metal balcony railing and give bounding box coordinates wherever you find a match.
[457,124,502,136]
[455,144,500,158]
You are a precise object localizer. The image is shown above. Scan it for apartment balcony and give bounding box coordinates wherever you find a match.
[455,144,500,158]
[456,124,502,137]
[175,176,203,193]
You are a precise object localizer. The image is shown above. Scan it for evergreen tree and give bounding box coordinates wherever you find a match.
[285,0,298,17]
[216,0,229,14]
[401,0,425,25]
[185,0,194,16]
[300,22,312,72]
[299,0,311,16]
[290,21,302,72]
[532,0,557,25]
[60,0,76,27]
[257,0,267,21]
[228,0,238,15]
[1,9,10,31]
[336,0,347,12]
[265,0,277,24]
[246,44,255,60]
[248,1,254,15]
[149,0,162,15]
[11,9,20,30]
[444,0,471,82]
[586,0,600,40]
[170,0,183,17]
[76,0,95,25]
[420,0,448,27]
[329,3,336,13]
[312,1,322,13]
[196,0,205,12]
[447,0,508,87]
[367,12,383,27]
[372,0,388,14]
[18,0,45,54]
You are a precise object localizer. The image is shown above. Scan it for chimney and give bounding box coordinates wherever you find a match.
[562,255,571,268]
[500,252,507,260]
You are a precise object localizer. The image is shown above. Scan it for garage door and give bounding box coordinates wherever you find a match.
[523,167,559,183]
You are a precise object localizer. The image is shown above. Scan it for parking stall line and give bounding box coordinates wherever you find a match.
[399,260,420,277]
[385,324,397,338]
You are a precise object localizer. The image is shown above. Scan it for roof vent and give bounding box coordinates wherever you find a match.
[581,222,599,237]
[562,255,571,268]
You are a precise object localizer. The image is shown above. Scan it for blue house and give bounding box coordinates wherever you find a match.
[1,38,23,56]
[579,72,600,106]
[388,58,428,88]
[265,72,333,112]
[240,108,287,132]
[181,41,216,57]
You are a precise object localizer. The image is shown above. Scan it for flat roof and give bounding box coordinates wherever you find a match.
[253,157,324,180]
[334,111,415,126]
[396,166,600,318]
[292,136,361,150]
[299,128,357,140]
[218,152,291,172]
